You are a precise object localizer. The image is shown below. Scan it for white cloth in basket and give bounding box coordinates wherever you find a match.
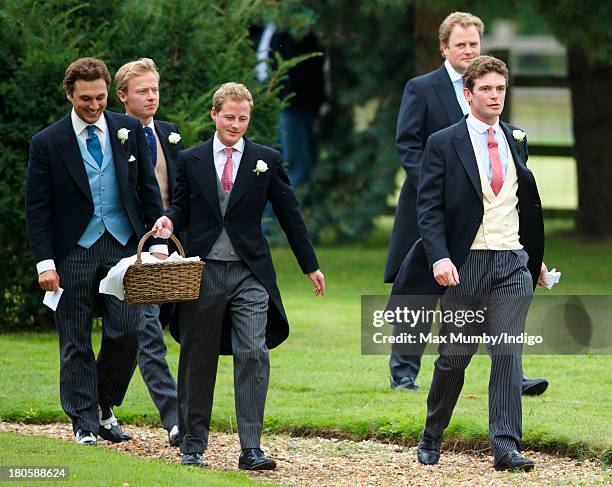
[99,252,201,300]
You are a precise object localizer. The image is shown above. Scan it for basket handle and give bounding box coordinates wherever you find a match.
[136,229,185,264]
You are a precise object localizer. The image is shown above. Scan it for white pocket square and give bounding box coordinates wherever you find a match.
[128,155,136,162]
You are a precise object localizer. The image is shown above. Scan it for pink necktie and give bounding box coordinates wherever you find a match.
[487,128,503,195]
[221,148,234,193]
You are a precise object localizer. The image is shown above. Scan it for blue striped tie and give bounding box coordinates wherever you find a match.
[86,126,103,167]
[143,126,157,166]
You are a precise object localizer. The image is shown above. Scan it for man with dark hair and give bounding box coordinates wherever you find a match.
[392,55,549,471]
[386,12,547,397]
[26,57,164,446]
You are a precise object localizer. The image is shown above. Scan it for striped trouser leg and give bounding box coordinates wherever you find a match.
[96,234,141,409]
[178,262,227,455]
[137,304,178,431]
[227,262,270,450]
[424,250,532,459]
[487,250,532,461]
[55,244,101,434]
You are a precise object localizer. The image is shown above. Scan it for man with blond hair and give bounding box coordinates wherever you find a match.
[393,56,549,470]
[385,12,547,396]
[115,58,183,446]
[154,82,325,469]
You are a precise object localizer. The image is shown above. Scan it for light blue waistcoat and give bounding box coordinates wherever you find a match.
[76,131,133,248]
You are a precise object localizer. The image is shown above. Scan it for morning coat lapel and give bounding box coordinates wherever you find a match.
[154,121,176,196]
[432,65,464,125]
[500,122,526,170]
[105,112,130,200]
[452,119,482,200]
[191,138,223,221]
[226,138,257,213]
[54,114,93,204]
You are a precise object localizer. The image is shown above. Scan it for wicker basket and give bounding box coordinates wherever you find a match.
[123,230,205,305]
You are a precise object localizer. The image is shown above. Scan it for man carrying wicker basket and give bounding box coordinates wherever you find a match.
[153,82,325,470]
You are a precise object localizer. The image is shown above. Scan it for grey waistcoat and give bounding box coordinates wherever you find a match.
[206,176,241,261]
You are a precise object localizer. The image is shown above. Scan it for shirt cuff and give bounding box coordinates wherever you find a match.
[149,244,169,255]
[432,258,451,270]
[37,259,56,274]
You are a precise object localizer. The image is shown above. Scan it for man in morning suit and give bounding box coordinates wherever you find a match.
[386,12,547,396]
[392,56,549,471]
[154,83,325,469]
[25,58,164,446]
[115,58,183,447]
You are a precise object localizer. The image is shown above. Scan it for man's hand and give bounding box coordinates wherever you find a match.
[153,216,173,238]
[151,252,169,260]
[39,270,60,292]
[536,262,549,288]
[308,270,325,296]
[433,260,460,287]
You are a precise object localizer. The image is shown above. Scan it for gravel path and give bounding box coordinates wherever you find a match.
[1,422,610,486]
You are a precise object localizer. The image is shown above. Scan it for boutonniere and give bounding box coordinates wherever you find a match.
[512,130,526,142]
[253,159,268,175]
[168,132,181,144]
[117,128,130,145]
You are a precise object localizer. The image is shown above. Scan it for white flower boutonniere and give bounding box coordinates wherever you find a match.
[512,130,526,142]
[117,128,130,145]
[253,159,268,175]
[168,132,181,144]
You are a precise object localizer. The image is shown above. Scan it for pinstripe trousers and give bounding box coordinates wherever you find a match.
[137,305,178,431]
[177,261,269,454]
[55,232,141,434]
[423,249,533,461]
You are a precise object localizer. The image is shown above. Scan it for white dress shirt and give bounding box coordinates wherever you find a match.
[444,59,469,115]
[212,133,245,183]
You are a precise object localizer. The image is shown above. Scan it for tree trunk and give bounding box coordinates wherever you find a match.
[568,47,612,238]
[414,2,445,75]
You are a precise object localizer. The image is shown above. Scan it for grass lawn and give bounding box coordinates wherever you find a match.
[0,219,610,463]
[0,432,265,486]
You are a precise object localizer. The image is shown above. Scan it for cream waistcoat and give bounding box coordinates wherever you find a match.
[469,130,522,250]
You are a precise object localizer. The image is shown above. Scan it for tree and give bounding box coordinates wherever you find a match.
[259,0,416,242]
[533,1,612,238]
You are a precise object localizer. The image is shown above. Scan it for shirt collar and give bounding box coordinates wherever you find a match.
[213,133,244,154]
[444,59,463,83]
[71,108,107,137]
[145,117,155,130]
[466,112,501,135]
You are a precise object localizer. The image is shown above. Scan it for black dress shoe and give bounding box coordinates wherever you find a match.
[98,406,130,443]
[417,434,441,465]
[494,450,535,471]
[522,377,548,396]
[181,452,205,467]
[238,448,277,470]
[390,376,419,391]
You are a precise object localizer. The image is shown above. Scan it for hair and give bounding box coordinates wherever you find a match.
[462,56,509,92]
[63,57,111,96]
[438,11,484,48]
[212,82,253,113]
[114,58,160,94]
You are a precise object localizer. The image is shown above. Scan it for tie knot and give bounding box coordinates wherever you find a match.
[87,125,97,138]
[488,127,495,136]
[143,126,154,136]
[224,148,234,157]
